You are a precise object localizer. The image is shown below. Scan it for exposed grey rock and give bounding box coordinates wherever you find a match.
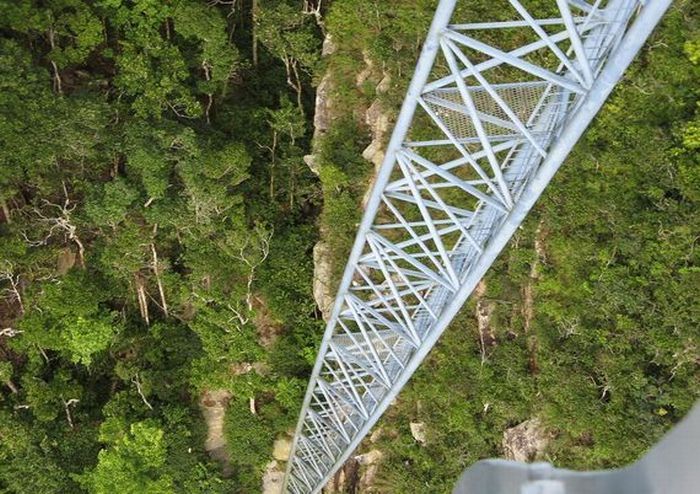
[322,33,337,57]
[356,449,383,465]
[272,436,292,461]
[262,460,284,494]
[313,72,334,138]
[410,421,427,445]
[369,427,384,443]
[502,418,550,462]
[313,241,334,321]
[356,50,375,88]
[360,96,392,209]
[362,99,391,170]
[304,33,338,176]
[303,154,319,175]
[376,72,392,94]
[200,389,233,475]
[357,449,384,491]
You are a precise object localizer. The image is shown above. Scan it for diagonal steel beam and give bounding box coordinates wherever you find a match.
[284,2,671,492]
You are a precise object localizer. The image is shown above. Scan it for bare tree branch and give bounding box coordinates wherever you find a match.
[234,225,273,312]
[47,28,63,94]
[0,328,22,338]
[150,241,168,318]
[61,397,79,429]
[134,274,150,326]
[22,185,86,266]
[226,303,249,330]
[133,373,153,410]
[0,261,25,315]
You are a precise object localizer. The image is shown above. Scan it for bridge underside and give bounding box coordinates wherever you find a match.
[284,1,671,492]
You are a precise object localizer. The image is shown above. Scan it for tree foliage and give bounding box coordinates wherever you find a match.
[79,421,173,494]
[0,1,697,493]
[0,0,320,492]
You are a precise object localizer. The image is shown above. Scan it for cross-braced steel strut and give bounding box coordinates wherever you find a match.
[284,1,672,492]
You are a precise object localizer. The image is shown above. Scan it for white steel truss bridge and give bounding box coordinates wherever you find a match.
[284,1,672,492]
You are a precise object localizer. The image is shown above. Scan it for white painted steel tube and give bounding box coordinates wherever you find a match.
[282,1,459,491]
[283,1,672,492]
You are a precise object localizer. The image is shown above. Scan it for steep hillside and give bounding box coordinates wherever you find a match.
[0,2,697,494]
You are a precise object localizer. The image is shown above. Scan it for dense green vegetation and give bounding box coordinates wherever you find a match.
[0,1,698,494]
[319,1,699,492]
[0,1,322,492]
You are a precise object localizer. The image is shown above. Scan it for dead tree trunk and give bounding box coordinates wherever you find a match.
[3,379,18,394]
[235,226,273,312]
[133,373,153,410]
[0,262,25,315]
[283,55,303,108]
[134,274,150,326]
[150,242,168,318]
[62,398,79,429]
[252,0,259,67]
[24,184,86,267]
[47,28,63,94]
[0,198,10,224]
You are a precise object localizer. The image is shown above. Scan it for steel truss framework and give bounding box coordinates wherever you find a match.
[284,1,671,492]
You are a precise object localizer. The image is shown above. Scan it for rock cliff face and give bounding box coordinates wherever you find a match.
[502,418,552,462]
[262,435,293,494]
[312,240,334,321]
[303,34,337,177]
[361,98,391,169]
[287,31,394,494]
[262,460,284,494]
[200,389,233,476]
[360,78,392,210]
[324,449,384,494]
[308,36,393,323]
[307,33,341,322]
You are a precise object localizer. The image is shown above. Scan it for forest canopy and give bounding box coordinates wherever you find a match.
[0,1,698,493]
[1,1,322,492]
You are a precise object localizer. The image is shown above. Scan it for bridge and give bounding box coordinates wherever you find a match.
[283,1,672,492]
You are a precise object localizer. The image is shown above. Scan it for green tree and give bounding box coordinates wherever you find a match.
[16,272,120,365]
[0,361,17,394]
[257,0,320,106]
[79,421,174,494]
